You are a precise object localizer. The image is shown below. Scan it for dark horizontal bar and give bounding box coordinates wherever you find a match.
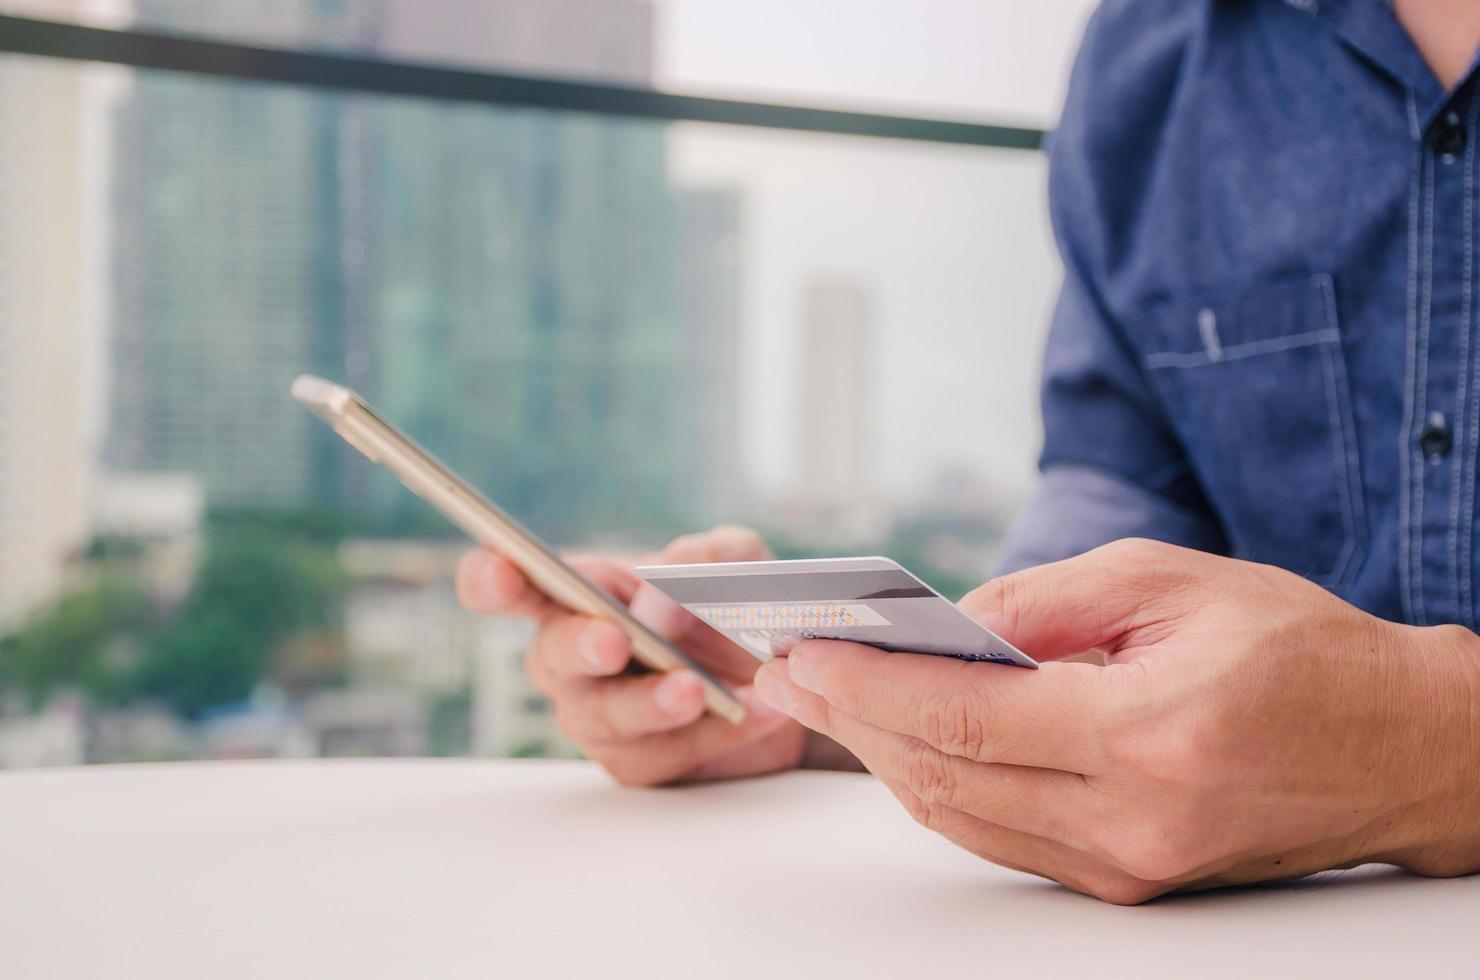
[0,14,1044,151]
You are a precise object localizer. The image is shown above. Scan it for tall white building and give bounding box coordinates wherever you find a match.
[798,275,881,539]
[0,54,90,633]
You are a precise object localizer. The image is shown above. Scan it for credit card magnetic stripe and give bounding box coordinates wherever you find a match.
[643,569,935,604]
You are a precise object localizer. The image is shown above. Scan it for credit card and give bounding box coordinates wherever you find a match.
[633,556,1037,668]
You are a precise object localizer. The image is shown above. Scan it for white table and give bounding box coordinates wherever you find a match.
[1,760,1476,978]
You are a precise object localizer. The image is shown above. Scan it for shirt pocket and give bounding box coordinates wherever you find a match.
[1134,273,1365,590]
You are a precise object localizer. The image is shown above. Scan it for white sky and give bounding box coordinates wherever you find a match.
[655,1,1098,504]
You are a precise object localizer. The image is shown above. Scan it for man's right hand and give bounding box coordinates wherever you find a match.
[455,525,806,786]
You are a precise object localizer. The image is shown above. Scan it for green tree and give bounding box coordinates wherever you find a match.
[133,522,348,717]
[0,576,153,709]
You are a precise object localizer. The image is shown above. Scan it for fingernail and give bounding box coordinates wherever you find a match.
[754,668,794,716]
[788,652,823,696]
[579,627,606,671]
[655,672,701,717]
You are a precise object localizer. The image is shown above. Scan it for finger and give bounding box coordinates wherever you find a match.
[588,687,792,786]
[456,549,639,618]
[530,615,632,679]
[873,774,1160,905]
[457,550,561,619]
[679,723,805,782]
[629,526,772,641]
[772,641,1113,772]
[658,524,772,564]
[958,538,1205,662]
[754,660,1101,846]
[553,669,711,740]
[626,584,761,683]
[629,583,703,641]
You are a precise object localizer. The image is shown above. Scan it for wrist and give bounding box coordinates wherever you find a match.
[1381,623,1480,876]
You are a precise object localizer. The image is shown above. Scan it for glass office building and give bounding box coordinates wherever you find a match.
[107,0,735,541]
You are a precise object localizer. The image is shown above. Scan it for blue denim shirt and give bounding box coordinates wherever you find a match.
[998,0,1480,629]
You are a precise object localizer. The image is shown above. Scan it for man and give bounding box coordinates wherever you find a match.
[458,0,1480,903]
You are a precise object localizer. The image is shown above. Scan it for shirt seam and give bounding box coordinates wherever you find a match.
[1448,94,1480,628]
[1400,116,1421,626]
[1141,329,1339,369]
[1414,147,1435,625]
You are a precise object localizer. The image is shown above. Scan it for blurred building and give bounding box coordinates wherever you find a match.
[794,274,887,543]
[339,540,483,693]
[0,50,90,633]
[472,615,575,759]
[0,697,86,769]
[338,538,571,759]
[106,0,381,506]
[677,186,745,524]
[104,0,736,544]
[301,687,426,757]
[91,471,205,605]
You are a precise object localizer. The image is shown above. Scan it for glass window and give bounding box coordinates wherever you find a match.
[0,2,1071,770]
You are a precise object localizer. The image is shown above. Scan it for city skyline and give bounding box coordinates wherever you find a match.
[103,0,743,545]
[0,2,1093,768]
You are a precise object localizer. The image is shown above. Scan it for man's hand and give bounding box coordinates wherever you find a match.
[457,525,807,786]
[753,539,1480,904]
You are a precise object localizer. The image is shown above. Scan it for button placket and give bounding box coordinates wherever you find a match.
[1420,409,1454,460]
[1434,111,1467,162]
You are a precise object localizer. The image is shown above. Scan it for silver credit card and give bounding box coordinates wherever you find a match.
[634,556,1037,668]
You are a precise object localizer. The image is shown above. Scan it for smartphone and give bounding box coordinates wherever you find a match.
[291,374,746,724]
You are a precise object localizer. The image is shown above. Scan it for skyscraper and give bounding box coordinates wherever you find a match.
[107,0,382,507]
[798,275,879,537]
[106,0,729,545]
[0,53,90,632]
[362,0,717,543]
[676,186,745,524]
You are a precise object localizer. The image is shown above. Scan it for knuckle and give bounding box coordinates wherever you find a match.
[894,783,941,832]
[1107,719,1212,787]
[901,741,957,805]
[923,688,989,760]
[1098,536,1163,564]
[1106,818,1201,883]
[1406,851,1474,878]
[1108,734,1179,783]
[1095,538,1179,589]
[959,576,1006,620]
[1084,874,1163,906]
[967,573,1036,646]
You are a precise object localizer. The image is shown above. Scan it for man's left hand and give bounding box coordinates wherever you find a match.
[753,539,1480,904]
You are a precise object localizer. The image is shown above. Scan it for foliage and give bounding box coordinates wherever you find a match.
[0,575,153,710]
[426,686,473,757]
[1,511,351,718]
[132,522,350,717]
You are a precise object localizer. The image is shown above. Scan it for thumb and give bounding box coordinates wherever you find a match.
[962,538,1199,662]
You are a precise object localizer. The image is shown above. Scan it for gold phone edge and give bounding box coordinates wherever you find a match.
[292,375,746,725]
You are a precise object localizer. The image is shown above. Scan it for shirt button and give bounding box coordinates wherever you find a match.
[1419,411,1454,461]
[1433,112,1467,160]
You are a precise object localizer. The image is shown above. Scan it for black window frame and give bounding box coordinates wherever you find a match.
[0,13,1045,150]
